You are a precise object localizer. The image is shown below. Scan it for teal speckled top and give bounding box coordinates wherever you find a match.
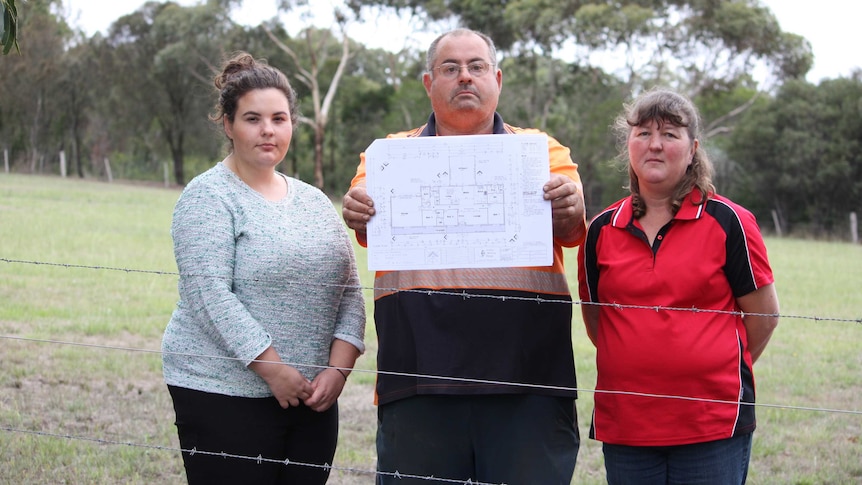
[162,163,366,397]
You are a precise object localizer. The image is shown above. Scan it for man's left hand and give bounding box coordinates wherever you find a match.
[543,174,586,243]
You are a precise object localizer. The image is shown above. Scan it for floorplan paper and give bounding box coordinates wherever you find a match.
[364,134,552,271]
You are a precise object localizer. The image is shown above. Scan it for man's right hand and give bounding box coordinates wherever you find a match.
[342,185,375,233]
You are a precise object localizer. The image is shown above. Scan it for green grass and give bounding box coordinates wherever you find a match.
[1,173,860,484]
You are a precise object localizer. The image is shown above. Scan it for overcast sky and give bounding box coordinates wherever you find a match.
[63,0,860,84]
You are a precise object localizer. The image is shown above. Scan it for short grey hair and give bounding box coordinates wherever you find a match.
[425,28,497,74]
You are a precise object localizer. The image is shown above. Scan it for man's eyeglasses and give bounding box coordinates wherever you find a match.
[431,61,495,79]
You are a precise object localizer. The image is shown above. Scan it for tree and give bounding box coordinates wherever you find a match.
[0,0,69,172]
[104,1,236,185]
[498,53,626,214]
[308,43,427,193]
[264,20,352,190]
[728,76,862,236]
[688,83,765,196]
[89,5,169,181]
[54,40,97,178]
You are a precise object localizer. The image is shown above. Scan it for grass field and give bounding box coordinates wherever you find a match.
[0,173,860,484]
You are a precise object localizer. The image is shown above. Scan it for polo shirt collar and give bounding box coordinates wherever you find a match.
[610,190,708,228]
[419,112,507,136]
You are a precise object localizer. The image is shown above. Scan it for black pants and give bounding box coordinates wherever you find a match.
[168,385,338,485]
[376,394,579,484]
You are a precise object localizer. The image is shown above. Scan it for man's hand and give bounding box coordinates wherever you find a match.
[544,174,586,243]
[342,185,375,233]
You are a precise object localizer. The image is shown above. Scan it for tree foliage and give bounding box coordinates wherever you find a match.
[498,52,626,213]
[0,0,857,239]
[346,0,813,93]
[728,75,862,236]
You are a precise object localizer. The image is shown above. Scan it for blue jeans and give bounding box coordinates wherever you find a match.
[376,394,579,485]
[603,432,753,485]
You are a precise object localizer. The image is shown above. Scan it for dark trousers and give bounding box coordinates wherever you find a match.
[168,385,338,485]
[376,394,580,485]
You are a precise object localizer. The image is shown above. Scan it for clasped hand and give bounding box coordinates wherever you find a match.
[262,364,345,412]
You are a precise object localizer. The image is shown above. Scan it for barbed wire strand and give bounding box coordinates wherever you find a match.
[2,257,860,324]
[2,334,859,416]
[0,425,502,485]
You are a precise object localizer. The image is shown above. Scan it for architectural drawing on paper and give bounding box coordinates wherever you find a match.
[364,134,552,271]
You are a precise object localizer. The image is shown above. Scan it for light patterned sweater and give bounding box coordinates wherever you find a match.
[162,162,365,397]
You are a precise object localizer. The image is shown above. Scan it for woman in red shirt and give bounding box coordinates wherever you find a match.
[578,88,779,485]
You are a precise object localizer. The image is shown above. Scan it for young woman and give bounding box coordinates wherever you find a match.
[162,52,365,484]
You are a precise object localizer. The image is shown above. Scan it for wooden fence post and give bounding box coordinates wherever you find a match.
[3,149,8,173]
[59,150,67,178]
[851,212,858,244]
[771,209,783,237]
[104,157,113,183]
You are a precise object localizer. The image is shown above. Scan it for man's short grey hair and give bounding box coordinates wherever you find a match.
[426,28,498,74]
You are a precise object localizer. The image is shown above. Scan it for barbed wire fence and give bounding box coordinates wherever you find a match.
[1,257,860,484]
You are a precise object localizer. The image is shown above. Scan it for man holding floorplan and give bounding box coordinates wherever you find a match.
[342,28,586,484]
